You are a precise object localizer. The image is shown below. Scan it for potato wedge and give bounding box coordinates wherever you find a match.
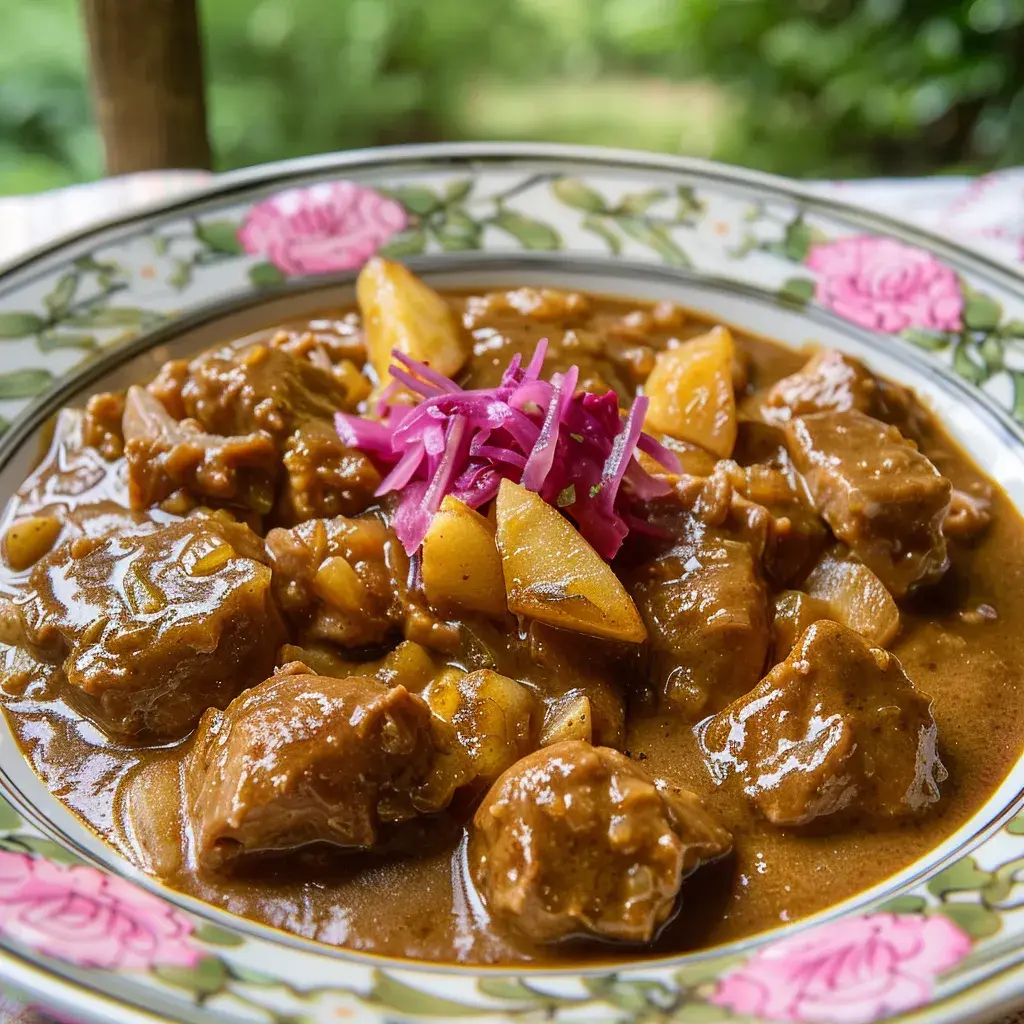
[644,326,737,458]
[356,257,469,384]
[495,479,647,643]
[804,550,900,647]
[313,555,368,615]
[540,691,592,746]
[3,514,62,572]
[421,496,506,619]
[424,668,537,789]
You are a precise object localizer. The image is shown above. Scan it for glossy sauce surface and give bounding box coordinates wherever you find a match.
[1,288,1023,965]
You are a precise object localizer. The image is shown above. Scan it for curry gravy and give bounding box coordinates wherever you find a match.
[1,289,1023,965]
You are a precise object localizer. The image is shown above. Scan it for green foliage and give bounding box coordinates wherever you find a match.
[201,0,545,171]
[0,0,99,192]
[597,0,1024,176]
[1,0,1022,194]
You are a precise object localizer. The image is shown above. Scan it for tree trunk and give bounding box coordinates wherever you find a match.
[81,0,212,174]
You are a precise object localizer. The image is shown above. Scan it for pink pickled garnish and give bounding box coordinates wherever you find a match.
[334,341,681,556]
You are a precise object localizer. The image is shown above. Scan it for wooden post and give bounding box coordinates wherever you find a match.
[81,0,212,174]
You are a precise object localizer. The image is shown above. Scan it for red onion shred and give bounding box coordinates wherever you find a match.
[334,343,681,556]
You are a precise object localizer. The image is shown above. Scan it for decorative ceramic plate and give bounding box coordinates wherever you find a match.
[2,143,1024,1024]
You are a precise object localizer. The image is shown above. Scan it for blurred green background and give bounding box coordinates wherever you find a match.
[4,0,1024,195]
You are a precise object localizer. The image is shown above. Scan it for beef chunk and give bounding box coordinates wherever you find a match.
[470,741,731,944]
[122,386,279,512]
[460,290,633,397]
[186,664,451,872]
[82,391,127,460]
[171,341,350,438]
[463,288,592,327]
[268,318,364,357]
[763,350,880,422]
[147,359,191,420]
[266,325,372,406]
[631,540,770,717]
[277,419,382,523]
[702,620,946,827]
[148,341,380,521]
[762,349,919,427]
[731,422,828,584]
[785,410,951,596]
[266,515,458,652]
[16,517,283,740]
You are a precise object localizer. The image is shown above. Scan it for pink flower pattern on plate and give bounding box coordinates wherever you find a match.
[0,851,199,971]
[710,912,972,1024]
[807,236,964,334]
[238,180,408,276]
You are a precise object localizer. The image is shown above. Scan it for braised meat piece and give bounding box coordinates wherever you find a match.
[470,741,731,944]
[186,664,452,872]
[762,349,917,426]
[266,515,394,647]
[168,341,351,438]
[730,422,828,584]
[122,386,279,511]
[702,620,946,827]
[785,410,951,596]
[763,350,880,422]
[464,287,592,326]
[461,288,633,397]
[82,391,127,460]
[266,515,458,652]
[148,340,381,521]
[15,516,283,741]
[277,419,382,524]
[631,540,770,717]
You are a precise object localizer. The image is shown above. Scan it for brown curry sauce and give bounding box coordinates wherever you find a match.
[1,285,1023,966]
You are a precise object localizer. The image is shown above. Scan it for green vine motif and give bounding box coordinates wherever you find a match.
[727,206,826,309]
[0,795,20,832]
[363,968,736,1023]
[876,845,1024,947]
[379,175,564,256]
[142,218,259,288]
[899,288,1024,422]
[729,204,826,261]
[0,255,167,412]
[551,178,702,267]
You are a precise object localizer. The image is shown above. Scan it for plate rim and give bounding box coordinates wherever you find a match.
[3,141,1024,295]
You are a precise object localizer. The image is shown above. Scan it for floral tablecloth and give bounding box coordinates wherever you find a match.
[1,165,1023,1024]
